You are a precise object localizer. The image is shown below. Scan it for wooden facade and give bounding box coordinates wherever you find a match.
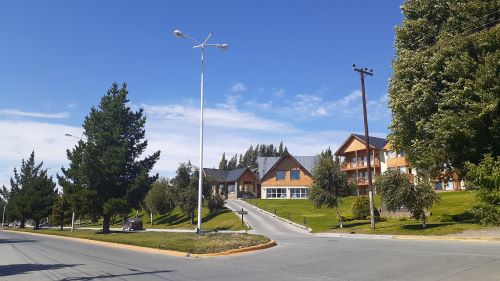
[204,167,259,200]
[258,153,316,199]
[334,134,387,195]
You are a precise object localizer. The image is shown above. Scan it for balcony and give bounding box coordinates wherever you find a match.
[341,159,380,170]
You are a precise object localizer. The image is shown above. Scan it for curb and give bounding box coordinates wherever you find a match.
[195,240,277,257]
[315,233,393,239]
[1,229,277,257]
[237,199,313,232]
[393,235,500,243]
[314,231,500,243]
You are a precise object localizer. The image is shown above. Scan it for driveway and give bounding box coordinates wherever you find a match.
[225,199,310,240]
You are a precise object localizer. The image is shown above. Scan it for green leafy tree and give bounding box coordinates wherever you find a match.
[172,162,197,224]
[8,152,57,229]
[389,0,500,174]
[309,148,352,228]
[375,170,440,228]
[1,185,11,223]
[50,194,72,230]
[59,82,160,233]
[144,178,175,215]
[465,154,500,225]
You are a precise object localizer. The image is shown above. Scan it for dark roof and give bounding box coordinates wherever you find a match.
[256,154,318,180]
[226,167,249,182]
[334,133,388,155]
[352,134,388,149]
[203,167,251,182]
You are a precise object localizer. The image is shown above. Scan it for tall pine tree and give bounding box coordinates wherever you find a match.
[59,82,160,233]
[8,152,57,229]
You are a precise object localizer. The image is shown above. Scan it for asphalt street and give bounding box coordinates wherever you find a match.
[1,200,500,281]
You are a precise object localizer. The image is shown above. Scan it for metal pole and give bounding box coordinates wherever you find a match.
[2,203,6,229]
[196,47,205,235]
[71,212,75,232]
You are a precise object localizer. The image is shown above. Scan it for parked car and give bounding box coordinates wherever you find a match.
[39,222,53,228]
[122,218,143,231]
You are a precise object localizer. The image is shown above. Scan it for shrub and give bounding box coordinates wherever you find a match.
[208,194,225,213]
[352,196,371,220]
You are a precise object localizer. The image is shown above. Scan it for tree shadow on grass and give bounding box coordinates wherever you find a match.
[154,214,190,226]
[202,208,231,224]
[402,223,453,230]
[0,263,81,277]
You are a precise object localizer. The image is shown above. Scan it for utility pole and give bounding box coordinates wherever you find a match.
[353,64,376,229]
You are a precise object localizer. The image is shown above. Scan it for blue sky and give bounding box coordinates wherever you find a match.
[0,1,403,186]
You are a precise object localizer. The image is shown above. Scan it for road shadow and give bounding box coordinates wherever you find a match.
[0,238,37,244]
[0,263,80,277]
[60,269,175,280]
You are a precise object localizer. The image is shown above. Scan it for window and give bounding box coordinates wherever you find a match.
[276,170,285,180]
[290,170,300,180]
[290,188,309,199]
[266,188,287,198]
[397,150,405,158]
[228,184,235,193]
[388,150,395,159]
[399,166,407,173]
[434,181,442,190]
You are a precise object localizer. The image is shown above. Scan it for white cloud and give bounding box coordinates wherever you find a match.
[0,116,388,188]
[0,120,82,187]
[230,82,247,93]
[272,88,285,97]
[67,103,78,108]
[141,103,290,132]
[244,100,273,110]
[0,109,70,119]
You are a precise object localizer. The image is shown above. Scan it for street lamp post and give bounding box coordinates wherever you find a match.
[64,133,84,232]
[173,29,228,234]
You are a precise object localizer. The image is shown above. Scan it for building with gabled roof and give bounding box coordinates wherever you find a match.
[334,133,388,195]
[257,152,318,199]
[203,167,258,199]
[335,133,464,195]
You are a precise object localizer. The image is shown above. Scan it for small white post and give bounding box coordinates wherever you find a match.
[150,212,153,226]
[2,203,6,229]
[71,212,75,232]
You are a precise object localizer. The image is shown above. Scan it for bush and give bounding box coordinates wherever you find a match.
[207,194,225,213]
[352,196,371,220]
[471,206,500,225]
[352,196,380,220]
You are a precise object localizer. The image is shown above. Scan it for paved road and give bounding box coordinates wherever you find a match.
[225,199,311,239]
[2,202,500,280]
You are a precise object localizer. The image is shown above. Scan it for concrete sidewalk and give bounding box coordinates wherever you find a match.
[44,226,246,234]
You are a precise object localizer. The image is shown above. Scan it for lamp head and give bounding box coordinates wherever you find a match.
[217,43,229,50]
[173,30,185,38]
[65,134,71,137]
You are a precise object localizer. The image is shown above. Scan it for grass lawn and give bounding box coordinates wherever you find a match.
[246,191,483,235]
[12,228,270,254]
[80,206,247,231]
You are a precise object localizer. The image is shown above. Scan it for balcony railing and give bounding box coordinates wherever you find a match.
[341,159,380,170]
